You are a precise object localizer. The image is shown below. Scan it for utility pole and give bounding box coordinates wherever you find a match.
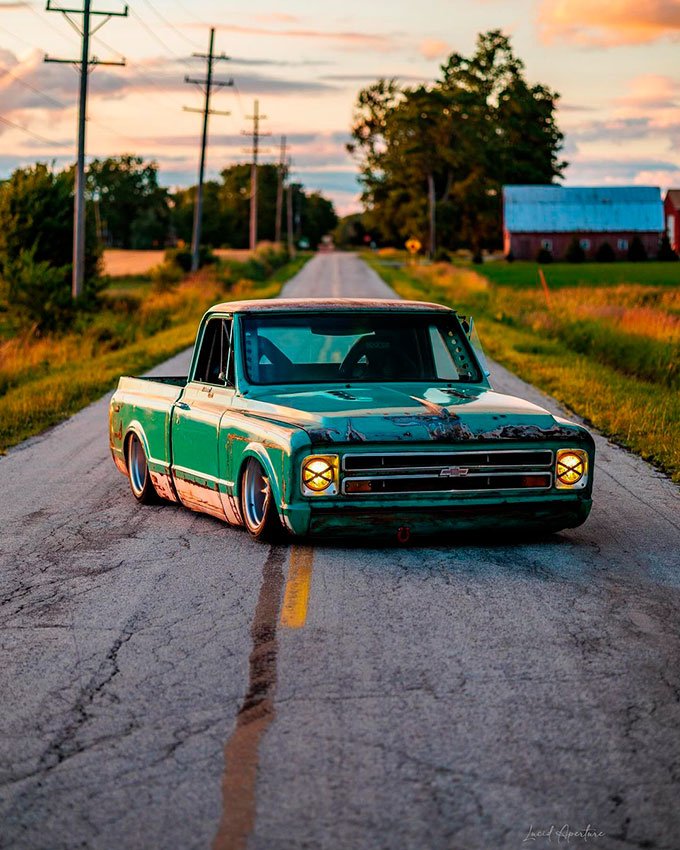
[184,28,232,272]
[286,159,295,258]
[45,0,128,299]
[274,135,287,245]
[242,100,270,252]
[427,172,436,260]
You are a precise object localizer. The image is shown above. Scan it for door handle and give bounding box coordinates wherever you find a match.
[175,402,190,411]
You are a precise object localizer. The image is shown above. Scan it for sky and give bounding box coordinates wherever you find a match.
[0,0,679,215]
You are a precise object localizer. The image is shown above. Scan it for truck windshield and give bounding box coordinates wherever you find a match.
[241,313,481,385]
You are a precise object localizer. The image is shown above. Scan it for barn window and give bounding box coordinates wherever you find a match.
[580,239,591,251]
[617,238,628,251]
[541,239,553,251]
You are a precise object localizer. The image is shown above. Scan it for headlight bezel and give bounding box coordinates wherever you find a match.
[555,448,588,490]
[301,454,339,496]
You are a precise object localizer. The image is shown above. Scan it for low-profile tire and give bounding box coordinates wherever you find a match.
[126,433,160,505]
[240,457,284,542]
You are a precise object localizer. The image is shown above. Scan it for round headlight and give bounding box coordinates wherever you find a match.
[302,458,334,492]
[556,450,586,487]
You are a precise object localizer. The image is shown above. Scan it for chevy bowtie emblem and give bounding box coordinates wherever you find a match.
[440,467,469,477]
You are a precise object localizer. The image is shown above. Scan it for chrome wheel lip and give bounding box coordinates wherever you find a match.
[243,460,269,532]
[128,435,147,496]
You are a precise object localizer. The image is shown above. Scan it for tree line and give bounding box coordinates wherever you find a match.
[0,157,337,331]
[347,30,564,258]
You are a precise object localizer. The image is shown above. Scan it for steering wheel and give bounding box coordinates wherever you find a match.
[339,336,418,379]
[258,335,293,371]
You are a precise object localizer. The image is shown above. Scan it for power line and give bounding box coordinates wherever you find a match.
[129,7,192,68]
[0,113,59,145]
[184,27,232,272]
[137,0,203,51]
[45,0,129,300]
[0,62,68,110]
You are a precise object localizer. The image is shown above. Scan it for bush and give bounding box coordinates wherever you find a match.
[536,247,553,264]
[505,251,515,263]
[657,234,679,262]
[627,236,648,262]
[565,237,585,263]
[433,248,451,263]
[164,245,216,272]
[150,261,183,291]
[1,248,73,332]
[595,242,616,262]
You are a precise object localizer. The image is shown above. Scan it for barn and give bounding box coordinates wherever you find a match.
[664,190,680,252]
[502,186,664,260]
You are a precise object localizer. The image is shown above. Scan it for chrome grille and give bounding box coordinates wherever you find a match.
[341,450,553,496]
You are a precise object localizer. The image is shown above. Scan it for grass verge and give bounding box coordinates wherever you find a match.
[367,255,680,482]
[0,251,310,453]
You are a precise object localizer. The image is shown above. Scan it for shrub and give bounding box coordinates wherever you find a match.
[627,236,648,262]
[164,245,216,272]
[536,247,553,264]
[657,234,679,262]
[565,237,585,263]
[1,248,73,332]
[433,248,451,263]
[505,251,515,263]
[595,242,616,262]
[150,261,183,291]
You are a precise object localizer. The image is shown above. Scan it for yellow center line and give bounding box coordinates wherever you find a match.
[280,545,315,629]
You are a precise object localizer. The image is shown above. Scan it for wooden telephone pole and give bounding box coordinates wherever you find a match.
[242,100,270,252]
[275,135,287,245]
[184,28,232,272]
[45,0,128,299]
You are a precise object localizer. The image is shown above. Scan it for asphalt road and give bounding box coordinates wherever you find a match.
[1,253,679,850]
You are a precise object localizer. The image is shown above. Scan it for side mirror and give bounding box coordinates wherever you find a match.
[460,316,474,338]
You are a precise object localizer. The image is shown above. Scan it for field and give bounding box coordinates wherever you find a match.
[368,255,680,482]
[0,249,309,453]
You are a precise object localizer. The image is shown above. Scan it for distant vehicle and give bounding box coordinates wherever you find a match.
[298,237,310,250]
[109,299,595,542]
[318,235,334,253]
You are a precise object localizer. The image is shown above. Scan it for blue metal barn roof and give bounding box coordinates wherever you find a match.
[503,185,663,233]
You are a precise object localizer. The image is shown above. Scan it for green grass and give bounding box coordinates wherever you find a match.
[366,255,680,482]
[0,252,310,453]
[480,260,680,289]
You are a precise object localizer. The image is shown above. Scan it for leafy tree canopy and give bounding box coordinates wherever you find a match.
[348,30,565,251]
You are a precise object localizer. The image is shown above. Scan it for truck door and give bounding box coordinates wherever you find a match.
[171,316,235,519]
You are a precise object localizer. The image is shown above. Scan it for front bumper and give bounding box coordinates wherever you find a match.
[282,494,592,539]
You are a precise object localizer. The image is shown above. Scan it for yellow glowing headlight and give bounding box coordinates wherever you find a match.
[555,449,588,489]
[301,455,339,495]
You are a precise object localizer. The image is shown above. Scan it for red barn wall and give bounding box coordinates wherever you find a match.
[505,231,660,260]
[664,195,680,251]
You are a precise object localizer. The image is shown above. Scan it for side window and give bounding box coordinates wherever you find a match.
[194,318,234,385]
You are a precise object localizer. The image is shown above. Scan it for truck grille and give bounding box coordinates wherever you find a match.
[341,450,553,496]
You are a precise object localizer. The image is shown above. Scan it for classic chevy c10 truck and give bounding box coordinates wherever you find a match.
[109,298,594,541]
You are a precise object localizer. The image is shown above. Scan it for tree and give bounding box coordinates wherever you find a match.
[0,163,101,329]
[348,30,565,253]
[171,164,337,249]
[88,155,170,249]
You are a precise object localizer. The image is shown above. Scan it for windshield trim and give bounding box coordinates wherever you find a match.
[240,311,483,387]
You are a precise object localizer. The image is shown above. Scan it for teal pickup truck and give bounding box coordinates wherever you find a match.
[109,298,594,542]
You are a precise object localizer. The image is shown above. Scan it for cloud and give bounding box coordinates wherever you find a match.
[539,0,680,46]
[198,23,401,53]
[419,39,449,60]
[565,155,680,184]
[615,73,680,112]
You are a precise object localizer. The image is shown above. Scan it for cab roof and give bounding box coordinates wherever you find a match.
[207,297,454,314]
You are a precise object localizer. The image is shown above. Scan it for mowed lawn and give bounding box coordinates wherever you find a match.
[368,255,680,482]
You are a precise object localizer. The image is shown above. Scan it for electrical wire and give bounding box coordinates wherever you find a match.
[0,113,60,145]
[137,0,204,51]
[0,63,68,110]
[129,8,192,68]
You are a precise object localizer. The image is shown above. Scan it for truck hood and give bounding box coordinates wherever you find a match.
[241,384,587,445]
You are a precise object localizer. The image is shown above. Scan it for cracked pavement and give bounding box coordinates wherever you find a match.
[1,253,679,849]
